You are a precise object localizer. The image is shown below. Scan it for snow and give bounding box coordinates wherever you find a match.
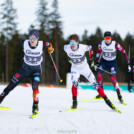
[0,84,134,134]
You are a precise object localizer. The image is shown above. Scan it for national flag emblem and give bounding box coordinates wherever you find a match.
[14,73,20,78]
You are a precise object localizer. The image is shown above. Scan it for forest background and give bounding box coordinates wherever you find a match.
[0,0,134,85]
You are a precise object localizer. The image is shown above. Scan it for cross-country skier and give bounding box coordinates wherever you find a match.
[64,34,119,112]
[128,61,134,92]
[0,29,54,116]
[94,31,131,104]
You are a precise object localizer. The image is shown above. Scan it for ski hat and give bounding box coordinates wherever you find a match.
[29,29,39,38]
[104,31,111,37]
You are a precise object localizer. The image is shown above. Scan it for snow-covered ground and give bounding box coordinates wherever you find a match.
[0,84,134,134]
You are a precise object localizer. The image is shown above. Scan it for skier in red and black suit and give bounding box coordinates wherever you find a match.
[0,29,54,115]
[94,31,131,104]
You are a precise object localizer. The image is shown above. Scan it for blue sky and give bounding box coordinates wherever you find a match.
[0,0,134,39]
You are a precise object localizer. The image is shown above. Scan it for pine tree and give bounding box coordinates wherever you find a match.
[82,30,89,44]
[0,34,6,82]
[35,0,49,34]
[0,0,18,82]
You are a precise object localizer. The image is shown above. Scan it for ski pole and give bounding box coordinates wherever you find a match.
[96,66,111,74]
[93,64,111,74]
[49,53,63,82]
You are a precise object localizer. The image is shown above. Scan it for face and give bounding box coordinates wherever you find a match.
[69,39,78,50]
[29,35,38,47]
[104,37,112,44]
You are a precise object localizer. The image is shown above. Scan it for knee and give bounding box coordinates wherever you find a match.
[92,80,99,90]
[72,81,78,88]
[97,73,102,82]
[97,73,103,87]
[110,76,116,83]
[32,84,38,90]
[32,77,40,90]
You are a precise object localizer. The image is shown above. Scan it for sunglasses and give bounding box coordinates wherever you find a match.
[69,41,78,45]
[29,36,38,40]
[104,37,111,40]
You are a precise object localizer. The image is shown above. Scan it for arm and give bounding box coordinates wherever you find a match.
[94,42,102,71]
[88,46,93,66]
[96,42,102,64]
[89,46,93,60]
[115,42,131,72]
[115,42,129,64]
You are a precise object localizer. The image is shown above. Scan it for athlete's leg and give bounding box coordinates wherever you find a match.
[94,62,107,98]
[83,64,117,109]
[83,64,106,97]
[31,72,40,114]
[109,67,125,103]
[110,75,120,92]
[71,67,80,109]
[0,72,25,103]
[97,63,107,87]
[0,63,32,104]
[95,72,104,98]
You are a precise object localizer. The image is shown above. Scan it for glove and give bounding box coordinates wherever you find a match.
[48,48,54,53]
[128,64,131,72]
[89,59,93,66]
[94,64,99,71]
[48,43,54,53]
[68,58,72,64]
[89,59,94,67]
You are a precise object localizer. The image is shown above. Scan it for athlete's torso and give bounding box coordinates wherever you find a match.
[23,40,43,66]
[101,40,117,61]
[64,44,91,67]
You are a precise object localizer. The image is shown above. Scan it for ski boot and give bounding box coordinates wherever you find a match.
[95,94,101,99]
[32,101,39,115]
[117,92,126,105]
[103,96,115,110]
[0,93,5,104]
[103,96,121,113]
[71,97,77,109]
[0,96,3,104]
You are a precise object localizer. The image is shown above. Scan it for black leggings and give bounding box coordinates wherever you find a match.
[1,62,41,98]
